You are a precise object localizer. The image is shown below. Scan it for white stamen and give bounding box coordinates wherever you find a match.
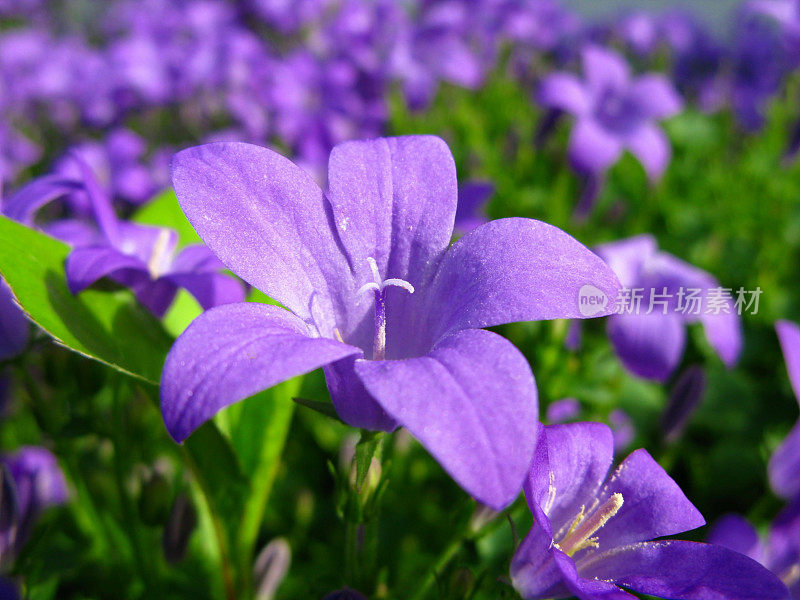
[367,256,381,284]
[357,257,415,296]
[382,278,415,294]
[147,228,172,279]
[558,493,624,556]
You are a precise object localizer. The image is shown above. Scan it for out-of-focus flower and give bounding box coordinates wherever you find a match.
[595,234,742,382]
[454,182,493,235]
[545,398,581,424]
[1,447,68,560]
[160,136,620,509]
[616,11,659,56]
[323,588,368,600]
[771,320,800,501]
[710,507,800,598]
[608,408,634,452]
[537,45,682,182]
[511,422,790,600]
[253,538,291,600]
[662,365,706,442]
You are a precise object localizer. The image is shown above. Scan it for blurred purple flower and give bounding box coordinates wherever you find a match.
[662,365,706,442]
[771,320,800,501]
[595,235,742,382]
[511,422,790,600]
[537,45,682,182]
[545,398,581,424]
[248,0,333,34]
[709,507,800,598]
[616,12,659,56]
[1,447,68,559]
[454,182,493,235]
[609,408,634,452]
[160,136,620,509]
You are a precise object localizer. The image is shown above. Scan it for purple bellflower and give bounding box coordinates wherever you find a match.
[454,181,494,235]
[537,45,683,182]
[771,320,800,501]
[710,508,800,598]
[594,234,742,382]
[1,446,68,560]
[160,136,620,509]
[511,422,791,600]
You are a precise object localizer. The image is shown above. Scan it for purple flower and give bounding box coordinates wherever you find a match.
[710,507,800,598]
[1,447,68,559]
[662,365,707,442]
[511,422,790,600]
[545,398,581,424]
[608,408,634,452]
[537,45,682,182]
[160,136,620,509]
[616,12,660,56]
[0,279,28,362]
[454,181,493,235]
[771,320,800,501]
[595,235,742,382]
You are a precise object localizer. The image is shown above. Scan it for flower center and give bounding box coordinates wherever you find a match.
[554,493,624,557]
[357,257,414,360]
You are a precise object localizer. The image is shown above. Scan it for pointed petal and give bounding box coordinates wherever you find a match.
[323,358,398,431]
[537,73,592,115]
[769,421,800,500]
[628,75,683,119]
[43,219,103,247]
[512,509,574,600]
[171,142,352,337]
[625,123,671,182]
[65,246,148,294]
[607,312,686,382]
[590,449,705,550]
[160,303,361,442]
[582,46,631,94]
[1,175,82,224]
[568,119,624,176]
[354,329,537,509]
[776,320,800,404]
[454,181,493,235]
[163,272,245,311]
[579,541,790,600]
[594,235,658,289]
[326,136,457,353]
[170,245,225,273]
[554,550,635,600]
[425,218,621,343]
[525,422,615,535]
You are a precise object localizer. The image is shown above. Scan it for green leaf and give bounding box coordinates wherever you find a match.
[133,188,201,247]
[0,216,172,384]
[292,397,343,422]
[354,430,383,494]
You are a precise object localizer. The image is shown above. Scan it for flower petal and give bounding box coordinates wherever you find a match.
[594,235,658,289]
[425,218,621,343]
[171,142,353,337]
[0,175,82,224]
[65,245,148,294]
[707,514,764,563]
[163,272,245,311]
[607,312,686,382]
[589,449,705,550]
[554,550,635,600]
[537,73,592,115]
[579,541,790,600]
[582,45,631,94]
[160,303,361,442]
[769,421,800,500]
[43,219,103,247]
[625,123,671,182]
[627,75,683,119]
[354,328,537,509]
[454,181,493,235]
[776,320,800,404]
[525,422,615,536]
[512,508,575,600]
[568,118,624,176]
[326,136,457,353]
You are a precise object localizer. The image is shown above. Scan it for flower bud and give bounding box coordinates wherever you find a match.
[162,493,197,564]
[253,537,291,600]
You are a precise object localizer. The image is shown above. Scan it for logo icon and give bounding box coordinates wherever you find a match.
[578,284,608,317]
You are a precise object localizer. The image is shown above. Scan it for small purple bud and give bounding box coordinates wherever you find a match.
[469,503,500,534]
[253,538,291,600]
[162,493,197,564]
[322,588,368,600]
[662,365,706,443]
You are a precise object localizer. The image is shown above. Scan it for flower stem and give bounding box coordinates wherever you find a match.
[409,536,464,600]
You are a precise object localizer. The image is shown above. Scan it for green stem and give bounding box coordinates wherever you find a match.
[409,536,465,600]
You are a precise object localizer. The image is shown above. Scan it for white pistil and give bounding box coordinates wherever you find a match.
[147,228,173,279]
[357,257,415,360]
[558,493,624,556]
